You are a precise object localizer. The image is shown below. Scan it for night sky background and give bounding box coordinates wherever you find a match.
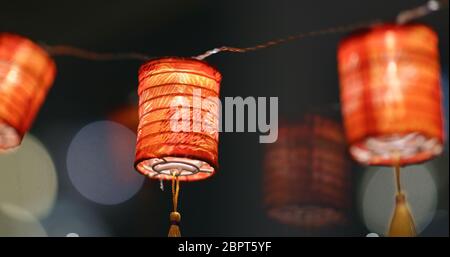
[0,0,448,236]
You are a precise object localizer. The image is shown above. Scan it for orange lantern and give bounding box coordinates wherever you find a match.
[0,33,56,152]
[264,115,352,229]
[338,23,444,237]
[338,23,444,166]
[135,57,221,236]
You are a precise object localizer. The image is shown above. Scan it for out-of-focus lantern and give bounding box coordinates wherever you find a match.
[338,23,444,236]
[338,23,444,166]
[135,57,221,236]
[0,33,56,151]
[264,115,352,230]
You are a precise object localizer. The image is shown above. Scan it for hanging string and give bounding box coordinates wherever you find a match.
[168,173,181,237]
[35,1,448,62]
[194,0,449,60]
[397,0,448,24]
[391,153,403,195]
[394,162,402,195]
[41,44,152,61]
[171,174,180,213]
[194,20,381,60]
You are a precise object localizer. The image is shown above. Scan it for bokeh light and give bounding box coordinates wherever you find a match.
[421,209,449,236]
[0,203,47,236]
[358,165,438,236]
[42,199,111,237]
[0,134,57,219]
[67,120,144,205]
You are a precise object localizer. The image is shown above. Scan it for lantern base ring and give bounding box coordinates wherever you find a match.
[152,160,200,176]
[136,156,215,181]
[350,132,443,166]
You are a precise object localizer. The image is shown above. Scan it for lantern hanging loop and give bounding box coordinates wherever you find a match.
[168,172,182,237]
[171,172,180,213]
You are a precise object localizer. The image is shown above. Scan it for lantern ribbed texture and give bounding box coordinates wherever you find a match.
[264,115,352,229]
[135,57,221,181]
[0,33,56,151]
[338,24,444,166]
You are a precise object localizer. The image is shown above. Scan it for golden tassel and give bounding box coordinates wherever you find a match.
[387,161,417,237]
[168,174,181,237]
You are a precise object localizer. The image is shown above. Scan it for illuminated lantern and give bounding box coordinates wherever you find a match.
[338,23,444,166]
[0,33,56,152]
[264,115,352,229]
[338,24,444,236]
[135,57,221,236]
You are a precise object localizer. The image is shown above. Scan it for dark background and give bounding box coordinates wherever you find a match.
[0,0,448,236]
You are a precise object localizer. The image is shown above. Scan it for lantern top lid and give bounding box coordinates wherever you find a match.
[338,23,438,47]
[138,56,222,82]
[0,33,54,59]
[0,33,56,85]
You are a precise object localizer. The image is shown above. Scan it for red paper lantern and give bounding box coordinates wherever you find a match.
[0,33,56,151]
[264,115,352,229]
[135,57,221,181]
[338,24,444,166]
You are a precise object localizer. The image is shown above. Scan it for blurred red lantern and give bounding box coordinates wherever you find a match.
[338,24,443,165]
[264,115,352,229]
[338,23,444,237]
[0,33,56,151]
[135,57,221,236]
[338,24,444,166]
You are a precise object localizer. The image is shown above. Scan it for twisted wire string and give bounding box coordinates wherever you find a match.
[194,20,381,60]
[38,0,448,61]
